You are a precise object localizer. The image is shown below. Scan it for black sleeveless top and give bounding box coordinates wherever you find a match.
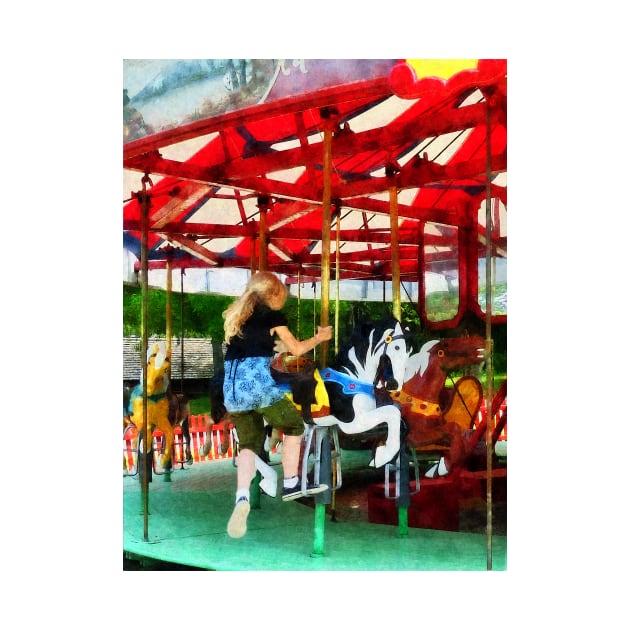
[224,304,287,361]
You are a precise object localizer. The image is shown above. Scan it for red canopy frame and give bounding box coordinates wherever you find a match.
[123,59,507,331]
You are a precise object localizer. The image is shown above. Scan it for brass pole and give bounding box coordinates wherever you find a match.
[334,211,340,355]
[319,119,333,367]
[314,113,334,545]
[297,268,301,340]
[484,102,495,570]
[180,268,184,393]
[330,209,341,520]
[250,237,256,274]
[389,184,401,321]
[389,182,407,535]
[417,225,425,323]
[165,253,172,362]
[139,176,150,541]
[259,205,268,271]
[312,282,317,362]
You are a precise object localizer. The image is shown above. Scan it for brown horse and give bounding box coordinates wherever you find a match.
[391,335,485,476]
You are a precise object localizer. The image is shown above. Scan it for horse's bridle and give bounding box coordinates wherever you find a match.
[373,329,409,390]
[372,330,408,356]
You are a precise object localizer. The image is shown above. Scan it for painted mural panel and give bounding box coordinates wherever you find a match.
[123,59,396,143]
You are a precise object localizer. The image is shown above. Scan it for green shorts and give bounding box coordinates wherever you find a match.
[231,396,304,453]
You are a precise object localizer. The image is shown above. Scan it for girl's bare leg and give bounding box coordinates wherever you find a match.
[281,434,302,479]
[227,448,255,538]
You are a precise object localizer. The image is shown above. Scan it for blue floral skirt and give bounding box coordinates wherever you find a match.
[223,357,285,412]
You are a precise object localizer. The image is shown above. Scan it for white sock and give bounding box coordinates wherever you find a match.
[235,488,249,503]
[283,475,299,489]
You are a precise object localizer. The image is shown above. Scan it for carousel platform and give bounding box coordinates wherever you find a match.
[123,449,507,571]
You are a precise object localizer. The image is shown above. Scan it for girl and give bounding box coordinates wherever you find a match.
[223,271,332,538]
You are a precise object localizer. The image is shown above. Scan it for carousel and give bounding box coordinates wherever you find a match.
[122,58,507,570]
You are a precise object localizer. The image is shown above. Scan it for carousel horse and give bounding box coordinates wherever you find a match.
[200,371,235,458]
[169,390,193,465]
[309,317,412,468]
[392,335,485,477]
[208,317,413,470]
[125,343,192,472]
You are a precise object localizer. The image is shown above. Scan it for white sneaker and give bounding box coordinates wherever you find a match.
[227,498,250,538]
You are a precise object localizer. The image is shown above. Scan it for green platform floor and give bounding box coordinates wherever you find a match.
[123,451,506,571]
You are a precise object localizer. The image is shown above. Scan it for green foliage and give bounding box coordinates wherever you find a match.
[491,322,507,375]
[124,284,426,344]
[123,284,232,338]
[189,396,211,415]
[425,290,459,322]
[123,284,506,379]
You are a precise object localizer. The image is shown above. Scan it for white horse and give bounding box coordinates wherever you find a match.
[210,317,413,471]
[309,317,412,468]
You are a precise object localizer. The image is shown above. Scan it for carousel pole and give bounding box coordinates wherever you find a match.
[388,182,402,322]
[163,249,174,483]
[417,225,425,324]
[484,102,495,570]
[388,176,407,536]
[311,109,334,558]
[250,237,256,274]
[139,173,151,541]
[251,195,271,508]
[165,249,173,359]
[334,208,340,355]
[329,207,342,522]
[297,268,301,340]
[258,196,269,272]
[312,282,317,362]
[318,116,333,367]
[179,268,185,393]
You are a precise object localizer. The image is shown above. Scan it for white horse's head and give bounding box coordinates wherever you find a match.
[343,318,411,391]
[381,320,413,391]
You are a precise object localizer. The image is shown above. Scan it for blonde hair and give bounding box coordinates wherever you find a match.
[223,271,288,343]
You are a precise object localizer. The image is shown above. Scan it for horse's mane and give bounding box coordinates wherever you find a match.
[405,339,440,380]
[332,316,402,376]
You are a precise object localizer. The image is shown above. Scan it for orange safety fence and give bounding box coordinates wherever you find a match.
[123,414,235,473]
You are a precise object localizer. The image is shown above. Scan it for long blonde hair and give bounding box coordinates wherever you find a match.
[223,271,288,343]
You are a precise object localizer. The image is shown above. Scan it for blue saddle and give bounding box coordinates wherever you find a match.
[275,367,375,402]
[319,367,375,397]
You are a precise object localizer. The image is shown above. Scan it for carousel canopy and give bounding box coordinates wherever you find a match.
[123,59,507,328]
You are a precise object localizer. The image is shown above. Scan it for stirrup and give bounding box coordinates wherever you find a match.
[301,425,343,493]
[384,446,421,499]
